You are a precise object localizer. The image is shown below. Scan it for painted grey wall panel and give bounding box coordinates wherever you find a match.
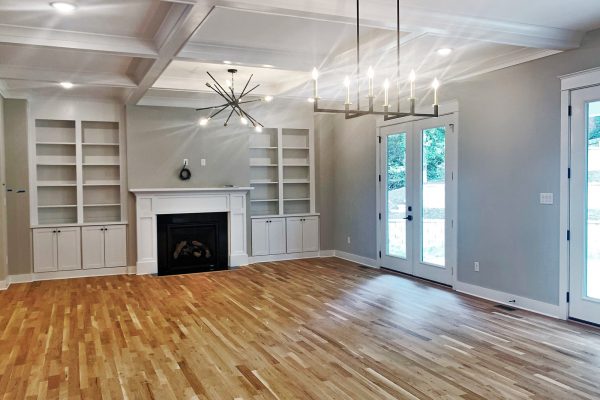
[333,115,377,259]
[315,114,335,251]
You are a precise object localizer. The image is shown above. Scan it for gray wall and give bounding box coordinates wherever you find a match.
[0,95,6,281]
[4,99,31,276]
[315,114,335,251]
[332,115,377,257]
[320,29,600,305]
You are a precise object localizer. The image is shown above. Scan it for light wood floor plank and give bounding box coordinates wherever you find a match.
[1,257,600,399]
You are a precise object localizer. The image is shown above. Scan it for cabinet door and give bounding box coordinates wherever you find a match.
[252,219,269,256]
[104,225,127,267]
[82,226,105,269]
[56,227,81,271]
[302,217,320,252]
[286,218,303,253]
[33,228,57,273]
[267,218,286,255]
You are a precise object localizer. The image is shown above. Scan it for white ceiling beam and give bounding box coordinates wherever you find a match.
[0,65,137,88]
[172,0,584,50]
[0,24,157,58]
[125,3,215,105]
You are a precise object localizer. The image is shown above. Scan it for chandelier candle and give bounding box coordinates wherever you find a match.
[344,76,351,105]
[312,68,319,99]
[384,79,390,107]
[432,78,440,106]
[368,67,374,97]
[409,70,416,99]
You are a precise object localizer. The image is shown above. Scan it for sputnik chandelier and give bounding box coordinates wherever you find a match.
[196,68,271,132]
[311,0,440,120]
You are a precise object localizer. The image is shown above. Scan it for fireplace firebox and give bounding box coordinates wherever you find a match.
[157,212,228,276]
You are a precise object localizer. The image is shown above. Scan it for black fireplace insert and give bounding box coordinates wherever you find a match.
[157,212,228,276]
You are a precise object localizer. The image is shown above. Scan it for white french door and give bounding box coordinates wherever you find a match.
[379,115,456,285]
[569,85,600,325]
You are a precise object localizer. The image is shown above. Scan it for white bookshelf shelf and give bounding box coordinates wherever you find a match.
[249,127,314,217]
[31,118,124,227]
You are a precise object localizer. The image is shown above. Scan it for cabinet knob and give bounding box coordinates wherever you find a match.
[57,230,61,233]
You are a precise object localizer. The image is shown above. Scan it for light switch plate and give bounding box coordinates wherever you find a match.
[201,159,206,166]
[540,193,554,205]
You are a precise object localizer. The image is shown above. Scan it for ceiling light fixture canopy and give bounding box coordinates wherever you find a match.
[196,69,267,128]
[50,1,77,12]
[311,0,440,120]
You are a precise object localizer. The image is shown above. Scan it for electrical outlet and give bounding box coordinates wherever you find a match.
[474,261,480,272]
[347,236,351,244]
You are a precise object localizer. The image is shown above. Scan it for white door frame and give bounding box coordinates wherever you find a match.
[559,67,600,321]
[375,100,459,287]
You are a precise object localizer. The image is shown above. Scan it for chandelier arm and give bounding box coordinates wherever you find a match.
[237,99,263,105]
[207,72,237,104]
[238,84,260,99]
[224,107,236,126]
[196,103,228,111]
[209,105,230,119]
[239,74,254,98]
[210,83,236,104]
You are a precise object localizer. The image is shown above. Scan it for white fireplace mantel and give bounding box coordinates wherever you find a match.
[131,187,252,275]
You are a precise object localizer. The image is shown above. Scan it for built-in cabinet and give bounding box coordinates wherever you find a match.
[82,225,127,269]
[33,227,82,272]
[29,106,127,274]
[249,127,320,259]
[251,216,319,257]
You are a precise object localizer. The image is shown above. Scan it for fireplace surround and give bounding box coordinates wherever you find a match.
[131,188,252,275]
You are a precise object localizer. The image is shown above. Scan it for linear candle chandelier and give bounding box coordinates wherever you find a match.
[311,0,440,120]
[196,68,269,132]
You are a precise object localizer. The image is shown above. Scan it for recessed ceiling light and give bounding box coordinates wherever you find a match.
[223,61,232,65]
[50,2,77,13]
[59,81,74,89]
[264,95,273,102]
[262,64,275,68]
[307,97,315,103]
[437,48,453,56]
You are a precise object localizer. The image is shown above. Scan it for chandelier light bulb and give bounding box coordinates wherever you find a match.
[409,70,416,82]
[432,78,440,106]
[437,48,453,56]
[264,95,274,102]
[308,97,315,103]
[312,68,319,80]
[240,117,248,125]
[59,81,74,89]
[367,66,375,97]
[344,76,350,88]
[255,126,263,133]
[383,79,390,89]
[367,66,375,79]
[226,79,232,88]
[199,117,209,126]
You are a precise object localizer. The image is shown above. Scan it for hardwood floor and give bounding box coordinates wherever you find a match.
[1,258,599,399]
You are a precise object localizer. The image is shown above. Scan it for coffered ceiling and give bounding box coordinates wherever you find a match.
[0,0,599,107]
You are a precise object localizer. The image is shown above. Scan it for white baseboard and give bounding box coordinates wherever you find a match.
[0,279,8,291]
[9,274,33,284]
[319,250,335,257]
[332,250,379,269]
[249,251,321,264]
[454,280,562,319]
[32,267,130,282]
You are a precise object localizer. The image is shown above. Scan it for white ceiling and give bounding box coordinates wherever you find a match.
[0,0,599,106]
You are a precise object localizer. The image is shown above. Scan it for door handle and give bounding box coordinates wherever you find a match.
[403,215,413,221]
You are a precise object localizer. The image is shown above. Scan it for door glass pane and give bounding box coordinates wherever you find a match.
[422,127,446,266]
[587,101,600,299]
[386,133,407,258]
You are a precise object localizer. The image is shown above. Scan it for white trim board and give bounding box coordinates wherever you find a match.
[0,279,8,291]
[332,251,379,269]
[454,280,562,319]
[0,266,137,290]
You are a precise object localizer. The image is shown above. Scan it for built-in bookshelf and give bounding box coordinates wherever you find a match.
[249,127,314,217]
[31,119,124,226]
